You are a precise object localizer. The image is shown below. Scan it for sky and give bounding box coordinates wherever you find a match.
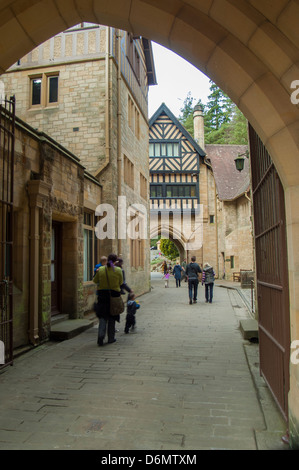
[148,42,211,120]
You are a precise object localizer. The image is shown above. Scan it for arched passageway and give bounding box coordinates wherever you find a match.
[0,0,299,447]
[150,225,187,263]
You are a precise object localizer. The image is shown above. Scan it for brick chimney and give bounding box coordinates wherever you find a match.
[193,104,205,150]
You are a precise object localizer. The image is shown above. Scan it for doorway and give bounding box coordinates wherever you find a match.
[51,221,62,316]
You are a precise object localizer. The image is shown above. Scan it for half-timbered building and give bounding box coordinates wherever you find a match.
[149,103,217,268]
[149,103,254,279]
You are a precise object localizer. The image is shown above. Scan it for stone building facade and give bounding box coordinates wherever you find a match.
[206,144,254,280]
[1,23,156,302]
[1,23,156,351]
[1,110,101,349]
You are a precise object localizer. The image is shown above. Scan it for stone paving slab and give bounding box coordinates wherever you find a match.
[0,276,288,451]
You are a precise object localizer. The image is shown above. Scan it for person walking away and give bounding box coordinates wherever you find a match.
[173,261,183,287]
[162,271,170,287]
[186,256,202,304]
[124,293,140,333]
[202,263,215,303]
[181,259,187,282]
[93,253,123,346]
[162,260,168,275]
[115,257,133,296]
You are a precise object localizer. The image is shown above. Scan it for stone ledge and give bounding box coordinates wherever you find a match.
[50,319,94,341]
[240,319,259,341]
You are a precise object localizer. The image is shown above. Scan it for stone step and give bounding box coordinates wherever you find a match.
[50,319,95,341]
[239,319,259,341]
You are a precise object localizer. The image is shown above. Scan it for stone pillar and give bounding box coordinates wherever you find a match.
[193,104,205,150]
[27,180,51,345]
[285,185,299,449]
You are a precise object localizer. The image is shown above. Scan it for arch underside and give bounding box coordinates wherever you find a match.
[1,0,299,188]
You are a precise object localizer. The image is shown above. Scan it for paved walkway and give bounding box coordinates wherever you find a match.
[0,275,288,450]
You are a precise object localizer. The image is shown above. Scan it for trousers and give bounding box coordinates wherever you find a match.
[205,283,214,303]
[98,316,115,343]
[188,279,199,301]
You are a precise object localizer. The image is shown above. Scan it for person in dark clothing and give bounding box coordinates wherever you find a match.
[172,261,183,287]
[115,257,133,295]
[93,254,123,346]
[186,256,202,304]
[124,293,140,333]
[202,263,215,303]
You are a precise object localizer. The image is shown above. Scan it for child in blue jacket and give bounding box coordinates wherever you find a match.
[124,293,140,333]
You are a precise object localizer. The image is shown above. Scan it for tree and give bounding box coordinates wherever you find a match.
[178,92,207,138]
[178,92,196,137]
[205,80,233,131]
[177,82,248,145]
[159,239,179,260]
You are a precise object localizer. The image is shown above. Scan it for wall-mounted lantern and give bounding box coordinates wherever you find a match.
[234,150,249,172]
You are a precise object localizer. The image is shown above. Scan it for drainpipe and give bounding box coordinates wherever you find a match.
[116,29,122,256]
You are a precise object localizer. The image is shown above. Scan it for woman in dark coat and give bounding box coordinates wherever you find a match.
[93,253,123,346]
[172,261,183,287]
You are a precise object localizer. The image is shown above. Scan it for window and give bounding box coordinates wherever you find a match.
[166,185,196,198]
[149,143,154,157]
[150,185,162,198]
[126,32,141,83]
[128,94,140,139]
[83,211,96,282]
[124,155,134,189]
[135,107,140,139]
[230,256,235,269]
[31,77,42,106]
[30,73,59,108]
[128,209,145,270]
[140,173,147,200]
[149,142,180,157]
[48,75,58,104]
[130,238,145,269]
[128,95,134,130]
[210,215,215,224]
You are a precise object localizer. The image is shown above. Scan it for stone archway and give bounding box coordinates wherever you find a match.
[1,0,299,447]
[150,224,187,262]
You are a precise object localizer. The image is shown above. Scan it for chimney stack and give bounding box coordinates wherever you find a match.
[193,104,205,150]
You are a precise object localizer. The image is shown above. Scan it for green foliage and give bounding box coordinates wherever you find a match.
[159,239,179,260]
[178,81,248,145]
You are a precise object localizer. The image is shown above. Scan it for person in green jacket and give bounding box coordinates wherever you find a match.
[93,253,123,346]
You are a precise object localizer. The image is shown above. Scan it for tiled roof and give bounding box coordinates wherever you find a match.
[205,144,250,201]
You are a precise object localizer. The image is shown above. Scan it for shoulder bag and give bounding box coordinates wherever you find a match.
[105,267,124,316]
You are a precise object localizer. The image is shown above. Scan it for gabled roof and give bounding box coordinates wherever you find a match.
[149,102,206,157]
[206,144,250,201]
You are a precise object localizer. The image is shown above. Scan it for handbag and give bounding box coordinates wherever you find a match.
[105,267,124,316]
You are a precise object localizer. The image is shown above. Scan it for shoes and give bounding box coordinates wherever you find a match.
[189,300,192,304]
[97,338,104,346]
[193,300,197,303]
[108,339,116,344]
